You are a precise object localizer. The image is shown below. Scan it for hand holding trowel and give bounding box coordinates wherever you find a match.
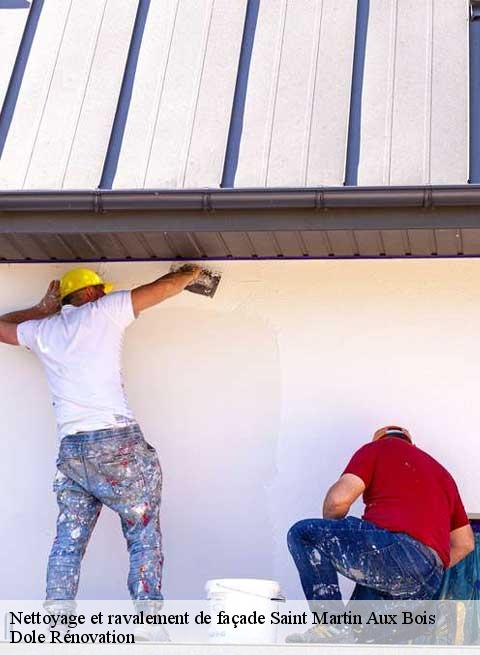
[170,263,222,298]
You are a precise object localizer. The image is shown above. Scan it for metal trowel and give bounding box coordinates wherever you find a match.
[170,264,222,298]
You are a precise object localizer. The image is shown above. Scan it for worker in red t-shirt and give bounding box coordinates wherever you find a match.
[286,425,474,643]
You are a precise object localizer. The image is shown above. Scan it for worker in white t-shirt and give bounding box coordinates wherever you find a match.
[0,266,201,622]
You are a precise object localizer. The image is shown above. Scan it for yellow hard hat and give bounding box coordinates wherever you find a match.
[60,268,113,300]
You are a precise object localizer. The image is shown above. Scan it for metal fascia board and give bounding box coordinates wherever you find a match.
[2,185,480,213]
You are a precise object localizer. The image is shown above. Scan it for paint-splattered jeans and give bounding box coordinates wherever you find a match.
[46,424,163,606]
[287,516,444,604]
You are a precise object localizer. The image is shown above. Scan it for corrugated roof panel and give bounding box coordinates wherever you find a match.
[300,231,330,257]
[181,0,247,187]
[0,1,30,110]
[358,0,468,186]
[0,234,27,260]
[3,223,480,261]
[0,0,72,189]
[49,234,79,260]
[113,233,152,259]
[166,232,205,259]
[247,231,280,257]
[8,233,51,259]
[219,232,255,257]
[325,230,356,257]
[353,230,384,257]
[191,232,229,258]
[430,1,469,184]
[110,0,178,188]
[139,232,177,259]
[54,234,95,260]
[273,231,306,257]
[0,0,136,189]
[407,228,436,256]
[380,229,408,256]
[114,0,246,189]
[434,228,462,256]
[459,229,480,256]
[235,0,356,187]
[31,234,66,260]
[61,0,137,188]
[85,233,128,260]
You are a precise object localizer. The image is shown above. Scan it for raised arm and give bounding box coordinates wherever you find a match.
[0,281,60,346]
[131,265,202,316]
[448,524,475,568]
[322,473,366,519]
[0,280,61,325]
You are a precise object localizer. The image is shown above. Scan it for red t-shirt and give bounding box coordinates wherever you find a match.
[343,438,469,567]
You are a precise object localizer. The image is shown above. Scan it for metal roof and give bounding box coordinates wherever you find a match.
[0,0,471,190]
[0,1,475,261]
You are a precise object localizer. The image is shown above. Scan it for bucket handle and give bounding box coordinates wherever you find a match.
[211,583,286,602]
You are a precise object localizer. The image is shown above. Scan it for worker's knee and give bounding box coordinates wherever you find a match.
[287,519,312,551]
[287,518,336,552]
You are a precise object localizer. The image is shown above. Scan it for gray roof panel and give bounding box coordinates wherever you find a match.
[0,0,29,111]
[358,0,469,185]
[0,0,472,189]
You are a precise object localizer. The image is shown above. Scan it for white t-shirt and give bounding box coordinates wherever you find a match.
[17,291,136,440]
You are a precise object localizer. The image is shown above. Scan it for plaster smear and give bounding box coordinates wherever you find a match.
[0,260,479,601]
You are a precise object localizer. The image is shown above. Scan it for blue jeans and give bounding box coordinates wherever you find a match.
[46,424,163,603]
[287,516,444,602]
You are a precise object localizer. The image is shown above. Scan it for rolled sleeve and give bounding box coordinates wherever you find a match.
[17,320,41,351]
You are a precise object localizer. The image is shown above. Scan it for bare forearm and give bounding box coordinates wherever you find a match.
[0,280,60,324]
[152,270,197,295]
[132,268,200,315]
[141,270,197,299]
[0,305,49,324]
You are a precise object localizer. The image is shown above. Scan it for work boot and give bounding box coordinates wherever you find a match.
[286,623,353,644]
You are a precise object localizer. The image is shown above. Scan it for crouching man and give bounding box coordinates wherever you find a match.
[287,425,474,643]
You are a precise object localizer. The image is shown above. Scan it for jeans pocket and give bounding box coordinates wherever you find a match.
[134,440,163,501]
[96,451,147,499]
[360,542,422,597]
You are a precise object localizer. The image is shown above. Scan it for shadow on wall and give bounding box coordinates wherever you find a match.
[78,306,282,600]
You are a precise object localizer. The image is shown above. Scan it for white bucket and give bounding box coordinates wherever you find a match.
[205,578,283,644]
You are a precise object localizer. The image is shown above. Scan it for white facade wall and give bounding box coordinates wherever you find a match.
[0,259,478,601]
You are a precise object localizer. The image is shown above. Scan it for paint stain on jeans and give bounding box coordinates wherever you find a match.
[46,424,163,603]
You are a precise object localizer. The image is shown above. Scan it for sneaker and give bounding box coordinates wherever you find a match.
[286,624,352,644]
[133,625,171,643]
